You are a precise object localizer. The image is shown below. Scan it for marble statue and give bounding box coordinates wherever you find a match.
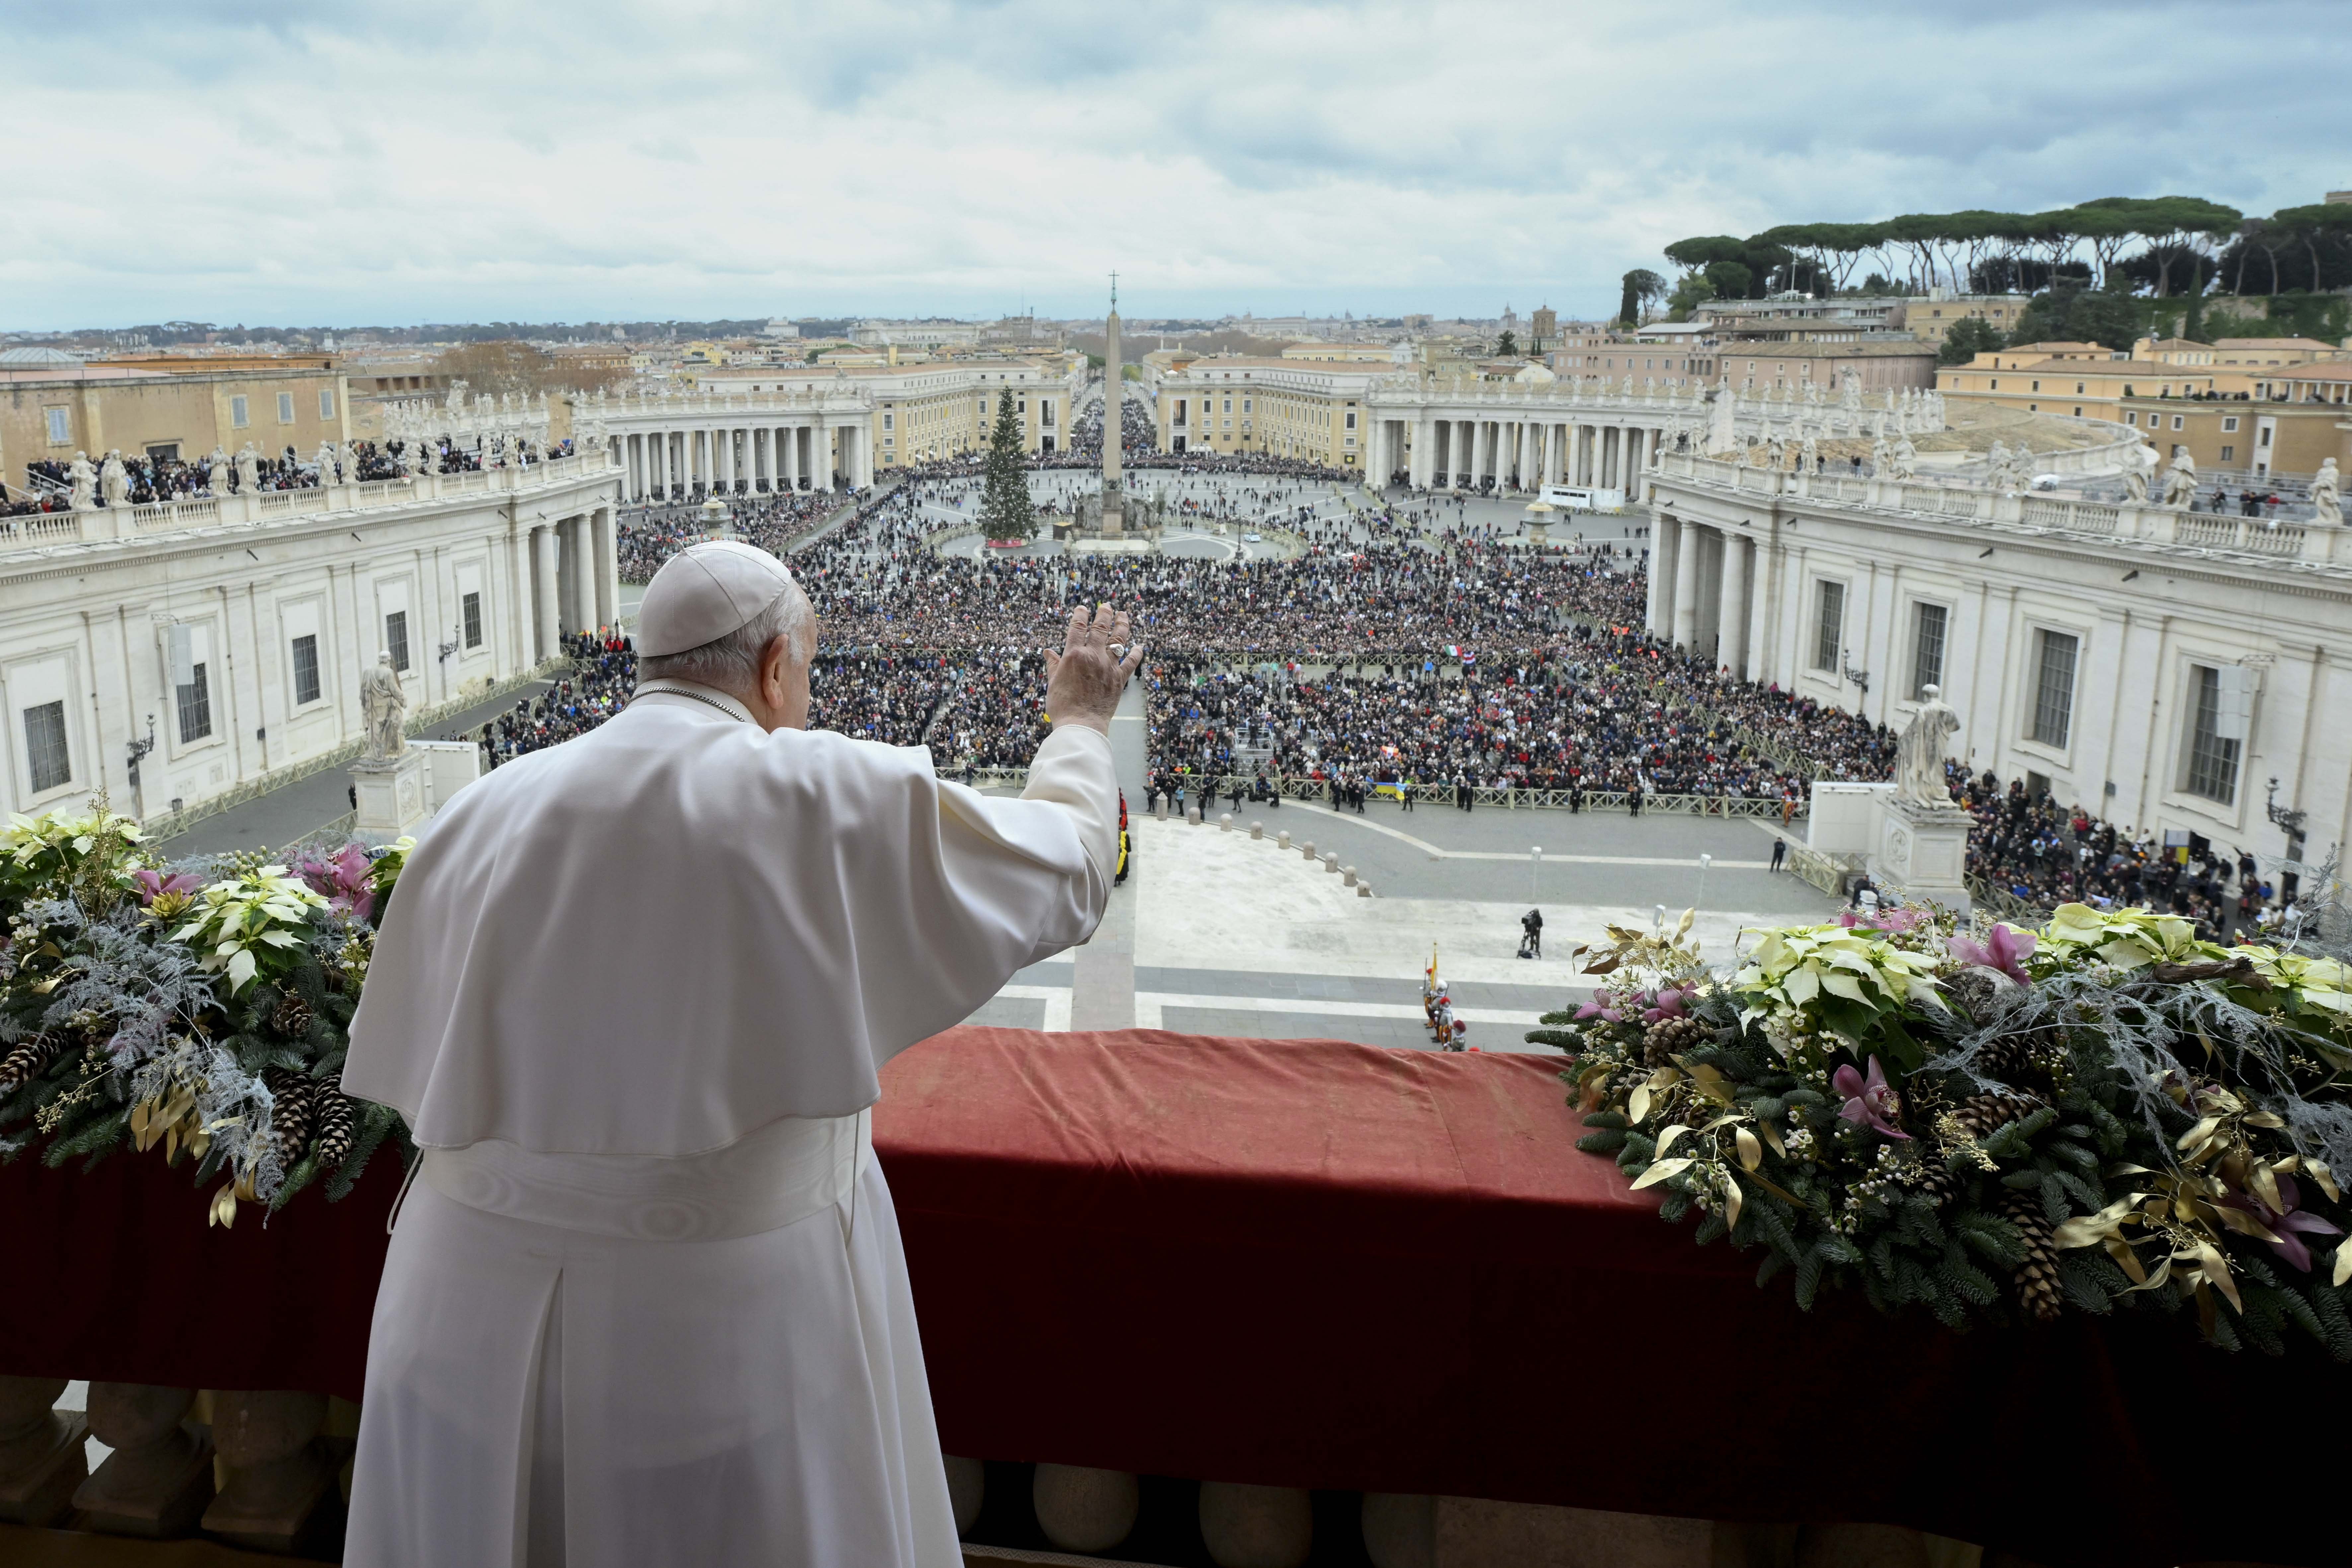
[206,445,232,494]
[2311,457,2341,526]
[360,652,408,760]
[1895,685,1961,807]
[1801,434,1818,473]
[1840,370,1862,413]
[2161,450,2199,508]
[1890,433,1918,481]
[236,443,261,494]
[67,451,97,511]
[99,450,129,507]
[1767,429,1786,470]
[2121,440,2155,502]
[335,442,356,484]
[315,442,340,485]
[1871,431,1891,475]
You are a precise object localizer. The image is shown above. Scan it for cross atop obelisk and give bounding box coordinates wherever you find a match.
[1101,272,1123,535]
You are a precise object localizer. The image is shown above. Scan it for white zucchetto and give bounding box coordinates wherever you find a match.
[637,540,799,656]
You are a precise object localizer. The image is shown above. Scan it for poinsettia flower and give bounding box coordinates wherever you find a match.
[1949,923,2035,984]
[130,868,204,906]
[2225,1173,2343,1273]
[1832,1055,1910,1140]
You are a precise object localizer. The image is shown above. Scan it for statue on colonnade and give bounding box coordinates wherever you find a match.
[360,652,408,760]
[67,451,97,510]
[1889,433,1918,481]
[206,445,231,494]
[2160,450,2198,509]
[2311,458,2341,526]
[236,443,261,493]
[2121,440,2154,502]
[1894,685,1962,807]
[99,450,129,507]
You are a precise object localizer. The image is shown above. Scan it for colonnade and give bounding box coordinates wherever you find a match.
[1646,511,1759,681]
[603,421,872,503]
[520,505,621,656]
[1364,414,1669,495]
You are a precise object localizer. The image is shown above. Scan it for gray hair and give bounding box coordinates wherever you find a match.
[638,582,813,692]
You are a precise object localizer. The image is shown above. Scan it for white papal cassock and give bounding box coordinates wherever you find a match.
[342,680,1117,1567]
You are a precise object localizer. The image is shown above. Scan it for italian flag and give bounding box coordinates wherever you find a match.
[1446,645,1475,664]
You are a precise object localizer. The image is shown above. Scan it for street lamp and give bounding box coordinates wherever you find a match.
[124,714,157,817]
[2267,777,2309,905]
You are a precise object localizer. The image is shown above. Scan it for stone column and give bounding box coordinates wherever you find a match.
[533,523,561,661]
[784,425,800,490]
[555,517,581,635]
[594,507,619,630]
[1671,521,1704,647]
[571,515,598,634]
[1718,532,1752,679]
[1647,514,1677,636]
[753,427,769,490]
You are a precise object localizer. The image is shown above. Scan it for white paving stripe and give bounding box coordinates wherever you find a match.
[1265,802,1771,867]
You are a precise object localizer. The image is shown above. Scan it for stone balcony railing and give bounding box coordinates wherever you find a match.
[0,452,622,553]
[1655,451,2352,571]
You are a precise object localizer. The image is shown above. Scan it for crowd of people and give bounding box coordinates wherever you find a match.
[7,435,561,519]
[437,441,2324,939]
[1949,765,2293,936]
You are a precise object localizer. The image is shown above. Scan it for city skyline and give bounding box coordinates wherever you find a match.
[5,0,2345,331]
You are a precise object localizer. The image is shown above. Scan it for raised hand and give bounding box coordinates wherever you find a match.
[1043,601,1143,734]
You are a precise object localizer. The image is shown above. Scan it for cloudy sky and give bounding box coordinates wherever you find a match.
[5,0,2341,331]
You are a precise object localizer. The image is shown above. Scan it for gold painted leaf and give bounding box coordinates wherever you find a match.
[1629,1157,1694,1191]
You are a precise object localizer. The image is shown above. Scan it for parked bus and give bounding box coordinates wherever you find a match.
[1538,484,1625,513]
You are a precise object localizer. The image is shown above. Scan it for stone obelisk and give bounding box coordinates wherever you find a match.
[1101,274,1123,536]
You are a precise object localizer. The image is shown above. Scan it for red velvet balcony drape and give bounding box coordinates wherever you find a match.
[4,1026,2345,1568]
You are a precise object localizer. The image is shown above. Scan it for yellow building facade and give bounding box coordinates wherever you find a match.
[2,365,353,493]
[1151,358,1386,466]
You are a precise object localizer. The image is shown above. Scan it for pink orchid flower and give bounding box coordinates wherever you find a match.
[1832,1056,1910,1140]
[296,844,377,921]
[130,868,204,906]
[1839,906,1929,934]
[1639,985,1692,1025]
[1947,923,2035,984]
[2225,1173,2343,1274]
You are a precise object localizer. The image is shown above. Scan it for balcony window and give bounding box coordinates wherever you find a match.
[23,702,69,794]
[290,635,321,707]
[2030,630,2078,749]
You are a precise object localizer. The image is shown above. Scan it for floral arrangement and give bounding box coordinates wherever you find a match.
[1532,902,2352,1357]
[0,802,414,1228]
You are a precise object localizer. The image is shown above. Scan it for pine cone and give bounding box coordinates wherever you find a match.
[1945,1090,2038,1143]
[2003,1189,2064,1323]
[1642,1014,1709,1068]
[270,992,315,1039]
[266,1069,315,1167]
[311,1076,353,1172]
[1943,968,2005,1023]
[0,1034,64,1095]
[1910,1155,1961,1207]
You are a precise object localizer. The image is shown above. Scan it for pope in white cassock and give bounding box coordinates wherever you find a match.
[340,540,1137,1567]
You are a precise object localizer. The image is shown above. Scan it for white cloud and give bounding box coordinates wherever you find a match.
[0,0,2340,328]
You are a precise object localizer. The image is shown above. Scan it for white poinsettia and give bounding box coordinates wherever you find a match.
[2037,903,2201,971]
[1733,923,1947,1027]
[169,866,328,993]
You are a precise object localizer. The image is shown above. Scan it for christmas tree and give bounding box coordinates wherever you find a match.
[978,389,1036,542]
